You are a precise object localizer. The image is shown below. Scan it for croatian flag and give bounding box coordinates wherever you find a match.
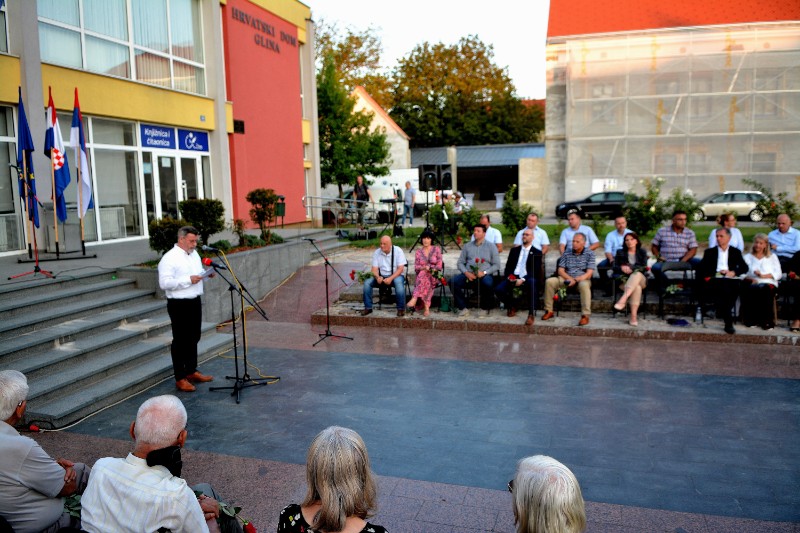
[44,88,71,222]
[16,87,39,228]
[70,88,93,217]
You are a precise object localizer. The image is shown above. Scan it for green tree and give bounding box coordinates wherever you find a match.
[245,188,279,243]
[317,54,391,198]
[389,35,543,147]
[743,178,800,228]
[315,19,392,109]
[178,198,225,247]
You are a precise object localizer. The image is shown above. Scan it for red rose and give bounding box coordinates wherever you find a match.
[243,522,257,533]
[475,258,480,263]
[480,258,485,263]
[508,274,517,281]
[789,272,797,279]
[704,277,711,282]
[553,294,559,301]
[349,270,355,280]
[441,278,447,284]
[457,236,463,245]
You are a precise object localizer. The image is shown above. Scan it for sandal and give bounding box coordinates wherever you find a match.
[791,327,800,333]
[407,307,415,316]
[423,308,430,317]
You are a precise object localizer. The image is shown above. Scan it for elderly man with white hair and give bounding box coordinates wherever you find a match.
[0,370,90,533]
[80,395,242,533]
[510,455,586,533]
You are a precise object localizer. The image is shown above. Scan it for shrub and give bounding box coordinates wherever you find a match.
[148,217,187,255]
[623,177,669,236]
[209,239,232,252]
[589,215,606,237]
[743,179,800,228]
[245,188,280,243]
[229,218,247,247]
[178,198,226,246]
[460,208,484,237]
[663,188,701,227]
[242,234,266,247]
[500,185,533,235]
[428,202,454,233]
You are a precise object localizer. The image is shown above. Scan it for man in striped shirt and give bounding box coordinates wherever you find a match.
[542,233,596,326]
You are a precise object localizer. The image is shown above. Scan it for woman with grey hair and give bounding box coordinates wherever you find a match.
[510,455,586,533]
[277,426,386,532]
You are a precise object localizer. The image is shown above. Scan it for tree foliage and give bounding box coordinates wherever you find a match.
[317,54,391,197]
[315,19,392,109]
[245,188,279,243]
[178,198,225,247]
[389,35,543,147]
[743,178,800,228]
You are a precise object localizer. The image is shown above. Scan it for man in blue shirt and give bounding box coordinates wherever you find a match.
[768,214,800,271]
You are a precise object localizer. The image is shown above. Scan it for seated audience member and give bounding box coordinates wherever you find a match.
[452,191,469,214]
[697,227,749,334]
[612,232,649,327]
[453,224,501,316]
[495,228,539,326]
[558,211,600,254]
[650,210,700,283]
[513,213,550,255]
[0,370,90,533]
[406,229,443,317]
[741,234,782,330]
[81,395,242,533]
[708,212,744,251]
[597,216,632,291]
[277,426,386,533]
[768,213,800,271]
[510,455,586,533]
[361,235,406,317]
[471,214,503,253]
[542,233,595,326]
[787,250,800,332]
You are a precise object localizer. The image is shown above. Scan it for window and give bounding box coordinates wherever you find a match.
[654,153,678,175]
[690,76,712,118]
[37,0,206,95]
[0,1,8,53]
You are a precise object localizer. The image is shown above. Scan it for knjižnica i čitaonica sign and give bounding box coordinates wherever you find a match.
[230,6,298,54]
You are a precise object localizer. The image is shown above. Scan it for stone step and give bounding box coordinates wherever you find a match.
[0,270,122,302]
[4,314,172,377]
[25,332,233,429]
[25,322,221,406]
[0,300,166,359]
[0,277,136,318]
[0,287,157,341]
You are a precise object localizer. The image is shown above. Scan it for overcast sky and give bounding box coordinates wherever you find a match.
[309,0,551,99]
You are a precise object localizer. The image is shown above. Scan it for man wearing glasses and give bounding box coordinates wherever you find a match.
[650,210,700,282]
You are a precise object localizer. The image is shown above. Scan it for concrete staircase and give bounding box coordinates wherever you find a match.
[0,270,233,429]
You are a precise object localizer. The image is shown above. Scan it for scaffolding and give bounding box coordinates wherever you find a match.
[548,23,800,202]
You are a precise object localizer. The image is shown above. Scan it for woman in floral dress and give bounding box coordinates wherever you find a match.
[406,229,443,316]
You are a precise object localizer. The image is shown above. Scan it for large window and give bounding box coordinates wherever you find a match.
[0,1,8,53]
[0,106,23,252]
[38,0,205,94]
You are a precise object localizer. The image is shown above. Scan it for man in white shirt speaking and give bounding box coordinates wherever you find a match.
[158,226,214,392]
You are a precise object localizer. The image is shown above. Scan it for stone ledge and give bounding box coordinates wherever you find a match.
[311,305,800,346]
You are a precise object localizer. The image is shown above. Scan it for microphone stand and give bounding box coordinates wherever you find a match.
[208,259,278,404]
[305,238,353,346]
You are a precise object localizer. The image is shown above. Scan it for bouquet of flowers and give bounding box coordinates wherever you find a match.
[195,492,257,533]
[553,283,567,301]
[665,282,684,295]
[349,269,373,283]
[618,266,650,285]
[430,268,447,285]
[507,274,523,299]
[470,257,486,274]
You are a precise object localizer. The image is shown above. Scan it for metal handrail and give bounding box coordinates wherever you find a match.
[302,195,379,232]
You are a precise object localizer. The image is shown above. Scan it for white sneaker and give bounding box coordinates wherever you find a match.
[456,308,470,317]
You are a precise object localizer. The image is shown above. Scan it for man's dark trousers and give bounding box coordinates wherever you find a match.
[167,296,202,380]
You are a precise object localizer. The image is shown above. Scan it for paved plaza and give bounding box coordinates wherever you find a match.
[5,238,799,532]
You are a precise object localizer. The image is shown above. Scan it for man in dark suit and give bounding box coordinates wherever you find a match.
[697,227,749,334]
[495,228,541,326]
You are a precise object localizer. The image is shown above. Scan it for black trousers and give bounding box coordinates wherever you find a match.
[167,296,202,381]
[700,278,741,322]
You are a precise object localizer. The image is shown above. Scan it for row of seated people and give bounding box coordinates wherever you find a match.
[0,370,585,533]
[359,210,800,334]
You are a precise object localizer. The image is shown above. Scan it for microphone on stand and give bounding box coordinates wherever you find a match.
[201,245,219,252]
[302,238,316,242]
[202,258,228,270]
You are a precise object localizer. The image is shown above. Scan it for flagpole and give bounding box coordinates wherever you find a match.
[21,157,33,259]
[50,153,60,259]
[78,166,85,256]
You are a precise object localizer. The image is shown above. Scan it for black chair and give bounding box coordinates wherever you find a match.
[0,515,14,533]
[374,264,410,310]
[657,261,695,318]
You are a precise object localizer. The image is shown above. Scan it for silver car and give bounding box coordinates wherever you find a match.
[693,191,766,222]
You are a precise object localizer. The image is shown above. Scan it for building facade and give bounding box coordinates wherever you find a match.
[0,0,319,254]
[545,0,800,217]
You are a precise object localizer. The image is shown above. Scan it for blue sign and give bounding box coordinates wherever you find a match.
[178,129,209,152]
[140,125,175,149]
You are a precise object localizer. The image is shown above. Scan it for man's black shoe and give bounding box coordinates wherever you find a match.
[360,309,373,316]
[724,321,735,334]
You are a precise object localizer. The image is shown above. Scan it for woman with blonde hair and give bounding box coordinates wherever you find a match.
[278,426,386,532]
[511,455,586,533]
[741,233,782,330]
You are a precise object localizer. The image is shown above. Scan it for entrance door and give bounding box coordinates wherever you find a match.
[143,152,204,223]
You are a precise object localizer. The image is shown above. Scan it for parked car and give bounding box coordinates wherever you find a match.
[555,191,628,219]
[693,191,766,222]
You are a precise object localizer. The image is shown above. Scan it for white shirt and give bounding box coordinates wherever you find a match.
[716,246,730,273]
[514,245,532,278]
[472,226,503,248]
[158,244,204,299]
[744,253,782,287]
[81,454,209,533]
[372,245,406,277]
[559,225,599,251]
[513,226,550,250]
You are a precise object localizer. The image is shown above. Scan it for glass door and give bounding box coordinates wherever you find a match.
[157,155,178,219]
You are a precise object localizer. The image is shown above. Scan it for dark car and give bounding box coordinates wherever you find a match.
[556,191,628,219]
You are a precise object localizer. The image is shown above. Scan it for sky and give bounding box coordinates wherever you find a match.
[308,0,551,99]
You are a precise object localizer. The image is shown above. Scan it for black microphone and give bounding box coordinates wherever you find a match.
[302,238,315,242]
[202,258,227,270]
[8,163,19,169]
[201,245,219,252]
